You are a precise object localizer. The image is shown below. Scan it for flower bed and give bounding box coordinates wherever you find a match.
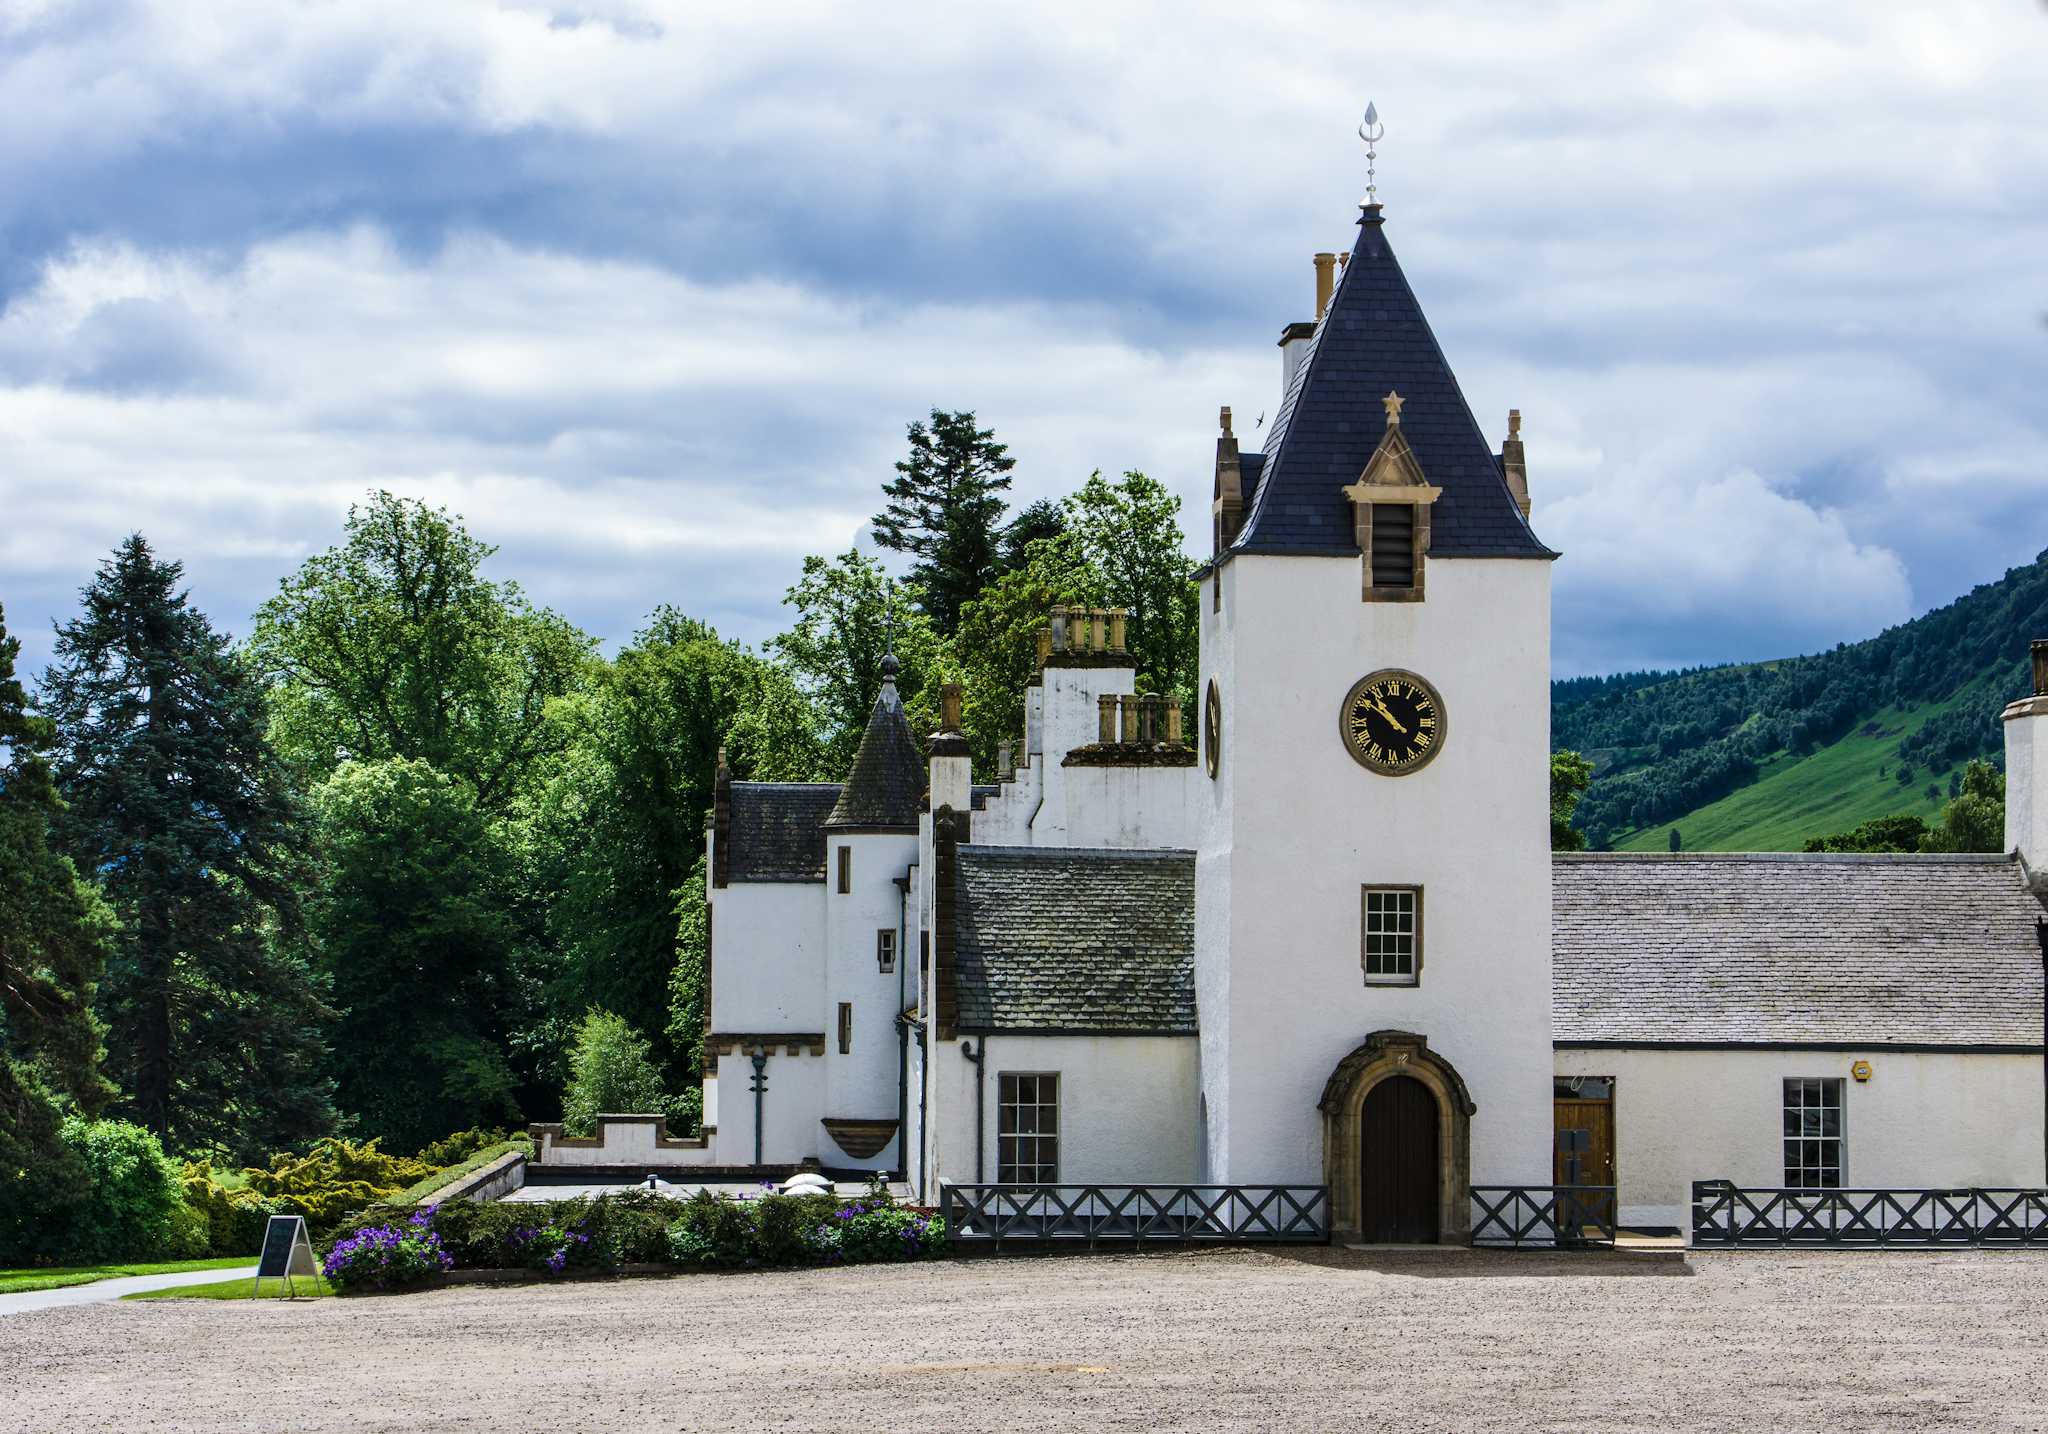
[320,1184,945,1293]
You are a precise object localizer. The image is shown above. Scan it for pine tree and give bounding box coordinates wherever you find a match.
[871,410,1016,633]
[40,537,334,1157]
[0,602,118,1256]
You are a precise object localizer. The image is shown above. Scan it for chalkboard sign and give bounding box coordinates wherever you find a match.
[254,1214,319,1297]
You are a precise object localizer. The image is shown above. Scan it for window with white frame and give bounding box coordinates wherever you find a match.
[1782,1078,1844,1189]
[997,1073,1059,1183]
[1361,886,1421,984]
[876,929,896,973]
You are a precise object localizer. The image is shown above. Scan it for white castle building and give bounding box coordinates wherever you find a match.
[534,188,2048,1241]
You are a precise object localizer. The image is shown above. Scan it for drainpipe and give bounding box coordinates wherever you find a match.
[895,879,910,1183]
[748,1048,768,1168]
[962,1037,987,1183]
[2038,920,2047,1187]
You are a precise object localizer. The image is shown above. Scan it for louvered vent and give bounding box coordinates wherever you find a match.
[1370,503,1415,588]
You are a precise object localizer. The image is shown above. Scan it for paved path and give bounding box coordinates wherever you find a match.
[0,1265,255,1318]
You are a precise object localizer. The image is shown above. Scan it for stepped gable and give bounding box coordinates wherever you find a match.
[952,845,1196,1035]
[1553,852,2047,1048]
[727,783,841,882]
[825,654,924,831]
[1231,205,1552,561]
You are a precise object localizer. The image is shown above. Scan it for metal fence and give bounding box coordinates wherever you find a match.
[1469,1185,1618,1248]
[1691,1180,2048,1247]
[942,1184,1330,1248]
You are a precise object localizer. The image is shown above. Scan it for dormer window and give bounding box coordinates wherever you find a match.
[1342,392,1440,602]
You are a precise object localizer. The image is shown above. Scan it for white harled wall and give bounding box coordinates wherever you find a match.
[1197,553,1555,1189]
[1556,1046,2048,1229]
[821,832,915,1171]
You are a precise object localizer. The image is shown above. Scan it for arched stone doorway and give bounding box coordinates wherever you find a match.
[1318,1030,1475,1244]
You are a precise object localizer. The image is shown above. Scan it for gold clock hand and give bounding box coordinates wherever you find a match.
[1368,699,1408,735]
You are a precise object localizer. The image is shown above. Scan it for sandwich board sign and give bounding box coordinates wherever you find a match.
[254,1214,319,1298]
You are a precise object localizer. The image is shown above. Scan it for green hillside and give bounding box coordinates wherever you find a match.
[1555,553,2048,852]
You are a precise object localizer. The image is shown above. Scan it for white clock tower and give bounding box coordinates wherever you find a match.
[1194,196,1555,1243]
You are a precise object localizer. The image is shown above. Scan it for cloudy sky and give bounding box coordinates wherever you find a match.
[2,0,2043,680]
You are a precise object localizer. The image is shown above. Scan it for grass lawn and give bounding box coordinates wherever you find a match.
[124,1273,334,1301]
[0,1257,251,1297]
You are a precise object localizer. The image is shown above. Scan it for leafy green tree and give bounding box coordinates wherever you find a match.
[1064,470,1200,706]
[0,602,117,1260]
[1000,498,1067,571]
[41,537,334,1157]
[541,613,823,1088]
[309,758,526,1149]
[1920,759,2005,852]
[1549,750,1594,851]
[40,1117,197,1263]
[560,1010,672,1136]
[665,857,710,1134]
[769,553,945,773]
[871,410,1015,633]
[248,491,593,813]
[952,532,1105,769]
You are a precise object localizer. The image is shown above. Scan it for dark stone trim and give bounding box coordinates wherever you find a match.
[929,733,972,759]
[955,1025,1197,1038]
[932,804,969,1041]
[703,1032,828,1057]
[1041,652,1140,670]
[1197,542,1561,578]
[1060,743,1199,768]
[821,1117,901,1161]
[1554,1039,2047,1055]
[820,823,919,835]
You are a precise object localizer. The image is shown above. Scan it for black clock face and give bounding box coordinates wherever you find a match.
[1341,670,1444,775]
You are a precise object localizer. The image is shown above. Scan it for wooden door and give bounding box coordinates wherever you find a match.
[1360,1075,1439,1243]
[1553,1097,1616,1187]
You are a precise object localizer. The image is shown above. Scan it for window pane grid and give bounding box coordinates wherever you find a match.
[997,1073,1059,1184]
[1782,1078,1844,1188]
[1362,887,1418,980]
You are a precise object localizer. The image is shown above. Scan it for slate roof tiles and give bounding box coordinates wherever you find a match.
[726,783,841,883]
[1553,853,2046,1049]
[1232,208,1553,561]
[953,845,1197,1034]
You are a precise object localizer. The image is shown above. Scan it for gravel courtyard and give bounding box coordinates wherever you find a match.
[4,1247,2045,1433]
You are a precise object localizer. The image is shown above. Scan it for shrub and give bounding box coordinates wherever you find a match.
[505,1220,592,1275]
[560,1012,672,1137]
[322,1209,453,1292]
[241,1137,434,1236]
[180,1161,282,1257]
[47,1118,186,1263]
[665,1186,945,1270]
[328,1191,672,1274]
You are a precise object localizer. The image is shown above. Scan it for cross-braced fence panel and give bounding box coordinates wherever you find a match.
[943,1184,1330,1248]
[1692,1180,2048,1247]
[1469,1186,1617,1248]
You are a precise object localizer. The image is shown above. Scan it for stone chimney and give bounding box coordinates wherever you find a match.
[2003,641,2048,885]
[1213,408,1245,553]
[710,746,732,889]
[929,680,972,816]
[1501,409,1531,520]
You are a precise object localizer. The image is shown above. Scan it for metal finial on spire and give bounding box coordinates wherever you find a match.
[1358,102,1383,207]
[880,579,899,682]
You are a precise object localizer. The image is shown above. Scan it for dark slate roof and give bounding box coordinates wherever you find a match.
[1553,853,2046,1049]
[728,783,840,882]
[1232,208,1553,560]
[953,846,1196,1034]
[826,676,923,830]
[1239,452,1266,512]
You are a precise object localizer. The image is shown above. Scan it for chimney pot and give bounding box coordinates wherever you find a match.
[1049,605,1069,652]
[2033,640,2048,698]
[1118,694,1138,745]
[1166,697,1184,746]
[1313,252,1337,320]
[1109,609,1127,654]
[940,682,964,733]
[1091,608,1107,652]
[997,740,1013,777]
[1098,694,1117,744]
[1035,629,1051,668]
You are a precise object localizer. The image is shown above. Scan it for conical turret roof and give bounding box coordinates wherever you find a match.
[825,655,924,830]
[1230,205,1552,560]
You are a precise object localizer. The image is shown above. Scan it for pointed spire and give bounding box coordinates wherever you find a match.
[825,651,924,831]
